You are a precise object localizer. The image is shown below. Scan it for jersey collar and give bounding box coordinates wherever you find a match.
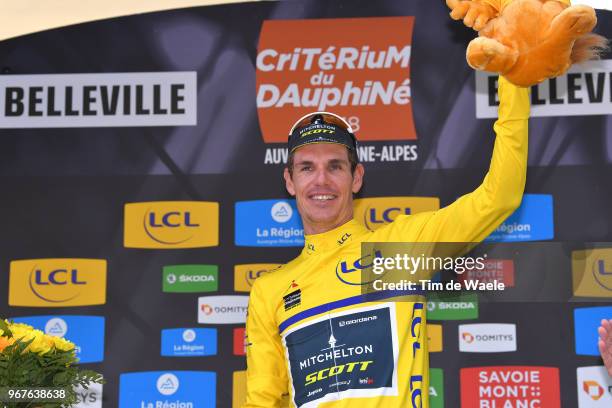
[303,219,369,255]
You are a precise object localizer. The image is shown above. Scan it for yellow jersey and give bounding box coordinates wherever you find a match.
[244,76,529,408]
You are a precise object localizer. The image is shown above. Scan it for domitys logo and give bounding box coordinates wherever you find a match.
[256,17,416,142]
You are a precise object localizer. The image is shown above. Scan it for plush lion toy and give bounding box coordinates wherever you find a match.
[447,0,609,87]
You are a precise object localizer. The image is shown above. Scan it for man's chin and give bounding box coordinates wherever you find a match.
[303,211,346,230]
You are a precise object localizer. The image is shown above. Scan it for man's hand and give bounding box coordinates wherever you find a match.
[599,319,612,376]
[446,0,498,31]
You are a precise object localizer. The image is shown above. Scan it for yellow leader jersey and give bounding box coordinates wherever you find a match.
[244,76,529,408]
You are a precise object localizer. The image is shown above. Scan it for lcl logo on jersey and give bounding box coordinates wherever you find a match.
[9,259,106,307]
[124,201,219,249]
[234,264,282,292]
[335,250,382,286]
[353,197,439,231]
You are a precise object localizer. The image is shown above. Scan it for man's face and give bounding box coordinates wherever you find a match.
[284,143,364,234]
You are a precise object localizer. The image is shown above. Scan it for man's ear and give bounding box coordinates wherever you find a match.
[284,167,296,196]
[352,163,365,193]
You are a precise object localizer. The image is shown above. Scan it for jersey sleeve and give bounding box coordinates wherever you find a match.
[379,75,530,243]
[243,280,288,407]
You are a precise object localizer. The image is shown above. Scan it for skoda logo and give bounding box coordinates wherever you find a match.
[166,273,177,284]
[271,201,292,223]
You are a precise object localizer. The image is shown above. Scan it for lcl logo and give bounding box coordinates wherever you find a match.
[147,211,200,228]
[33,269,86,285]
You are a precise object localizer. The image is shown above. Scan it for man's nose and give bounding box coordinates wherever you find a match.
[313,167,331,185]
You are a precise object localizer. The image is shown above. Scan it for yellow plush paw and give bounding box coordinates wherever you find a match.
[466,37,518,73]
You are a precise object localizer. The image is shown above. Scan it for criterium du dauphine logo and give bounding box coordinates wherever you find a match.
[256,17,420,165]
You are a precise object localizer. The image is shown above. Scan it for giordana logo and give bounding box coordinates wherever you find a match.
[485,194,554,242]
[9,259,106,307]
[162,265,218,293]
[572,248,612,297]
[458,324,517,353]
[476,60,612,119]
[234,264,281,292]
[197,296,249,324]
[0,72,197,128]
[119,371,216,407]
[575,306,612,356]
[124,201,219,249]
[156,373,179,396]
[235,199,304,247]
[271,201,293,223]
[461,366,561,408]
[576,366,612,406]
[256,17,416,143]
[459,259,515,288]
[45,317,68,337]
[353,197,439,231]
[13,315,105,363]
[161,328,217,357]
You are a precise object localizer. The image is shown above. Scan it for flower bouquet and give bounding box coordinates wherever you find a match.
[0,319,104,408]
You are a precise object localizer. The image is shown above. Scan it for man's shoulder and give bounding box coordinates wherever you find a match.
[252,254,304,294]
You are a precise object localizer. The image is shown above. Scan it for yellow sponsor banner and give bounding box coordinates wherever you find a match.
[427,323,443,352]
[9,258,106,307]
[353,197,440,231]
[234,264,282,292]
[124,201,219,248]
[232,371,246,408]
[572,248,612,297]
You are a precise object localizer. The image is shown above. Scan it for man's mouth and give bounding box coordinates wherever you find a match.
[309,194,337,201]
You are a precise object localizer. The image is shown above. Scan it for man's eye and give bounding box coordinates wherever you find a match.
[330,164,342,170]
[300,166,312,172]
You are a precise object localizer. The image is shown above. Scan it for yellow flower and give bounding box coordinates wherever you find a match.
[28,336,53,355]
[52,336,75,352]
[8,322,35,331]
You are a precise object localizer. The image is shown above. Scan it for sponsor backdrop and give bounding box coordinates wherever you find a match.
[0,1,611,407]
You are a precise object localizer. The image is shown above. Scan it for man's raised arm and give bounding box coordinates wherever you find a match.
[380,75,530,243]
